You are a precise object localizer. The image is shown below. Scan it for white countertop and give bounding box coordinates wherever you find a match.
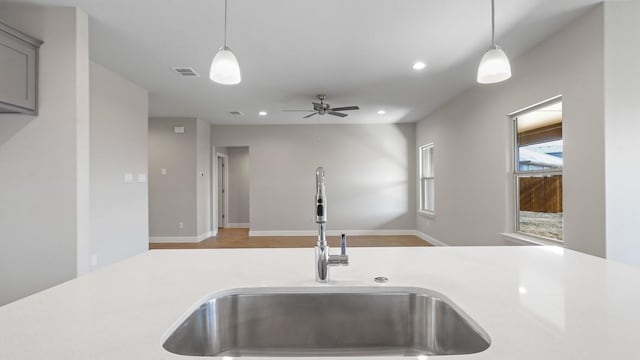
[1,246,640,359]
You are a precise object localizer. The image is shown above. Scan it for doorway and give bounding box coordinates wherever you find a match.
[216,153,228,229]
[213,146,250,231]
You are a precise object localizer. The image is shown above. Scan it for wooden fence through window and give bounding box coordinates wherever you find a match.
[519,175,563,213]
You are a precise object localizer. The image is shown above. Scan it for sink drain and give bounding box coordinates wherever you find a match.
[374,276,389,283]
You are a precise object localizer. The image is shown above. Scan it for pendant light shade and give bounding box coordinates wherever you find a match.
[210,46,241,85]
[477,0,511,84]
[477,45,511,84]
[210,0,241,85]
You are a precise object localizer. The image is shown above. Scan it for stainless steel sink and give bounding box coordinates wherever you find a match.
[162,287,490,357]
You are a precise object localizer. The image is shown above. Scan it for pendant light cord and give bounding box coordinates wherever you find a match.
[491,0,496,47]
[224,0,228,47]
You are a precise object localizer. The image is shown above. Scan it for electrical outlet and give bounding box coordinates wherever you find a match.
[161,168,167,175]
[137,173,147,183]
[91,255,98,266]
[178,222,184,229]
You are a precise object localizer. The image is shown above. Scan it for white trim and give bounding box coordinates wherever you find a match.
[213,151,219,229]
[149,236,199,243]
[211,229,218,237]
[507,94,563,117]
[198,231,214,241]
[215,153,229,229]
[227,223,250,228]
[414,230,448,246]
[150,232,214,243]
[418,143,435,214]
[417,210,435,218]
[501,232,564,247]
[248,229,417,237]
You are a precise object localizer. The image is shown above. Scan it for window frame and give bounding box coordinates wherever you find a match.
[511,96,563,243]
[418,143,435,216]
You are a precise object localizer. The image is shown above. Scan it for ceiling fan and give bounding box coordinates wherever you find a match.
[284,95,360,118]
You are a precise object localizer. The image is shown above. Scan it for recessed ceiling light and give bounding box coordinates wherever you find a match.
[412,61,427,70]
[258,111,268,116]
[377,110,386,115]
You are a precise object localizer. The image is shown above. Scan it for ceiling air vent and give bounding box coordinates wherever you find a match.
[229,111,243,116]
[172,67,200,77]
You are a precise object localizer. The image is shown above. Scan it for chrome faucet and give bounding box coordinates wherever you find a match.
[314,167,348,283]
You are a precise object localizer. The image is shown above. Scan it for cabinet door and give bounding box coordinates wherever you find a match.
[0,32,37,113]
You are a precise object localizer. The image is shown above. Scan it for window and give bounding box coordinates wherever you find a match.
[512,97,563,241]
[419,144,435,214]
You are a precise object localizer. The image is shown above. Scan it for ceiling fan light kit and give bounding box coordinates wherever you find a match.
[210,0,241,85]
[477,0,512,84]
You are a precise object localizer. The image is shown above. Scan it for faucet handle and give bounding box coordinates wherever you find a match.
[328,234,349,266]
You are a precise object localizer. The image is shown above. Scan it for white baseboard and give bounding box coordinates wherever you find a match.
[149,236,199,243]
[227,223,250,228]
[150,231,213,243]
[248,229,417,237]
[414,230,448,246]
[198,231,214,241]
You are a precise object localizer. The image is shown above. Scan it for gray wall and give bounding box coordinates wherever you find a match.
[0,5,90,305]
[196,119,212,236]
[227,146,250,224]
[89,62,149,269]
[149,118,198,237]
[211,124,416,232]
[415,6,606,257]
[604,1,640,265]
[149,117,211,240]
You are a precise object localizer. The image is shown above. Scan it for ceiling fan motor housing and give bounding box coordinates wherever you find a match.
[313,95,330,114]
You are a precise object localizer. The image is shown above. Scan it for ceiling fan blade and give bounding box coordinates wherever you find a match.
[328,111,348,118]
[304,112,318,119]
[330,106,359,112]
[283,110,315,112]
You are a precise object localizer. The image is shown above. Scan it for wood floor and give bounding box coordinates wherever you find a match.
[149,228,431,249]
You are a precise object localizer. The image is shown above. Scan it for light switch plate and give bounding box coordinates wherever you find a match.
[124,173,134,183]
[161,168,167,175]
[174,126,185,134]
[137,173,147,183]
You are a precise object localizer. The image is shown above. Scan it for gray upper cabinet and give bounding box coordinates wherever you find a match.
[0,21,43,115]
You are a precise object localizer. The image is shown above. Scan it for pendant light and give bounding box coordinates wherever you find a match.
[210,0,241,85]
[477,0,511,84]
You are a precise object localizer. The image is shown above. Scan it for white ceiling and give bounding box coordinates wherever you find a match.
[5,0,601,124]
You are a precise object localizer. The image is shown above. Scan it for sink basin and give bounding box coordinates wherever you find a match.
[162,287,490,357]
